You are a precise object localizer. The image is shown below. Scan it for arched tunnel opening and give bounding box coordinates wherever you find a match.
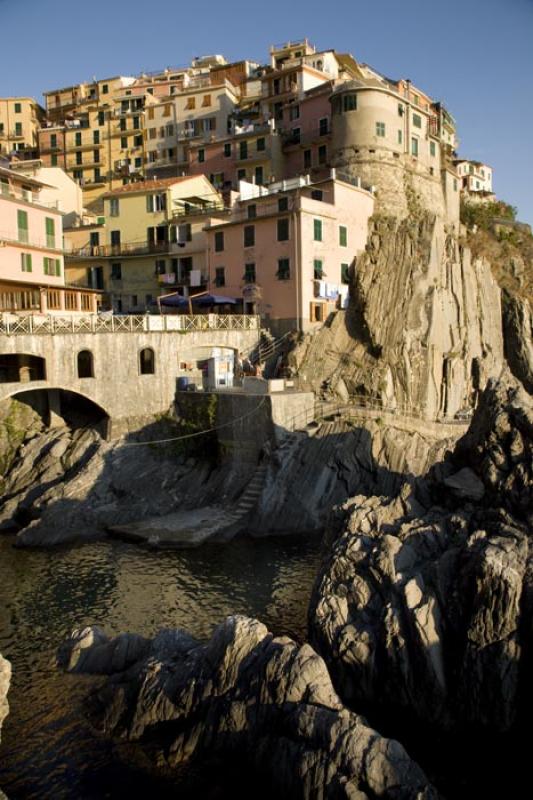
[10,389,110,439]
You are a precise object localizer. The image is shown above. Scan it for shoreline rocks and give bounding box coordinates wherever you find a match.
[58,616,438,799]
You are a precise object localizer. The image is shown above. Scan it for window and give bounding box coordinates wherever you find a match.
[15,122,22,136]
[75,131,82,147]
[291,127,301,144]
[111,262,122,280]
[0,123,3,134]
[17,210,28,243]
[178,223,191,242]
[339,225,347,247]
[50,133,57,148]
[319,117,329,136]
[102,84,109,95]
[311,189,323,201]
[273,78,281,95]
[224,142,231,158]
[313,219,322,242]
[134,134,143,147]
[215,266,225,287]
[43,257,61,276]
[318,144,327,164]
[310,302,325,323]
[341,263,350,284]
[453,178,458,191]
[146,193,166,212]
[247,204,257,219]
[51,154,58,166]
[239,141,248,160]
[278,196,288,212]
[166,124,174,137]
[303,149,311,169]
[289,104,300,121]
[76,151,82,165]
[398,130,403,145]
[109,197,119,216]
[244,263,256,283]
[277,258,290,280]
[93,149,100,163]
[119,118,127,132]
[93,130,100,144]
[342,94,357,112]
[256,137,265,152]
[134,157,142,169]
[277,218,289,241]
[139,348,155,375]
[110,230,121,248]
[411,137,419,157]
[20,253,32,272]
[155,259,166,275]
[376,121,385,137]
[314,259,324,279]
[14,102,22,113]
[243,225,255,248]
[214,231,224,252]
[133,115,140,129]
[45,217,56,248]
[77,350,94,378]
[198,148,205,163]
[185,97,196,110]
[237,168,246,181]
[412,113,422,129]
[98,111,105,126]
[430,141,436,157]
[254,165,264,185]
[120,136,128,149]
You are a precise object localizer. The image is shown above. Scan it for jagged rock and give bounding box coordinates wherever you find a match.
[503,291,533,393]
[58,616,438,799]
[310,378,533,733]
[0,653,10,742]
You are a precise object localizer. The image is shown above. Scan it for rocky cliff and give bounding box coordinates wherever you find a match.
[292,213,504,421]
[58,616,438,799]
[309,377,533,733]
[503,292,533,393]
[0,652,11,799]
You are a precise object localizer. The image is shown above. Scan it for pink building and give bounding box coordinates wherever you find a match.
[281,85,333,178]
[0,166,99,314]
[205,170,374,334]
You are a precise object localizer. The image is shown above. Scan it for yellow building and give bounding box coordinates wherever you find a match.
[0,98,45,159]
[64,175,226,312]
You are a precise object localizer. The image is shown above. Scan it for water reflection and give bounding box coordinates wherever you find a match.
[0,533,321,799]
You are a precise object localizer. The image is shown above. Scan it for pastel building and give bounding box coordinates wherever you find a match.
[205,171,374,334]
[64,174,225,312]
[454,160,493,194]
[0,97,45,159]
[0,166,99,314]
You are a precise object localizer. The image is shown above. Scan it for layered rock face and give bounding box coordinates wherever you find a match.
[293,213,504,421]
[58,616,437,799]
[503,291,533,393]
[0,652,11,799]
[310,378,533,732]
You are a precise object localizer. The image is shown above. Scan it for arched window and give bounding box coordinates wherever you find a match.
[77,350,94,378]
[139,347,155,375]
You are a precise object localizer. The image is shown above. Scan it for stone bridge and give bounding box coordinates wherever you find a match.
[0,314,261,437]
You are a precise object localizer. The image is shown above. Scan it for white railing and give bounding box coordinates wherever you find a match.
[0,313,260,336]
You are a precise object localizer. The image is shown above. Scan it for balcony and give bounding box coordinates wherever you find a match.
[65,240,185,259]
[171,201,226,218]
[235,148,271,163]
[157,272,208,287]
[281,126,330,147]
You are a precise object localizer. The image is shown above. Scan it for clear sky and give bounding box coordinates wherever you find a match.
[1,0,532,223]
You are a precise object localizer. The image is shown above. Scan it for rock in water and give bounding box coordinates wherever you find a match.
[310,377,533,733]
[58,617,438,799]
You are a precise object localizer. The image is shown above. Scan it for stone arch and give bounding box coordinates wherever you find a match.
[5,386,110,437]
[0,353,46,384]
[77,349,95,379]
[139,347,155,375]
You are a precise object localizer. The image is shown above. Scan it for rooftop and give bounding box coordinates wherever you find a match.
[102,176,196,197]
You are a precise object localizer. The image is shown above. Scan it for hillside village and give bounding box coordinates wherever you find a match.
[0,38,503,333]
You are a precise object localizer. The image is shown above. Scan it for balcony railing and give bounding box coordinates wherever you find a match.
[0,313,260,336]
[0,230,63,252]
[65,240,186,258]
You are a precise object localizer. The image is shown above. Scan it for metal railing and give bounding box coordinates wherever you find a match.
[65,241,186,258]
[0,313,260,336]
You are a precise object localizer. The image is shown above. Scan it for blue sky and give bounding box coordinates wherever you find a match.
[1,0,532,223]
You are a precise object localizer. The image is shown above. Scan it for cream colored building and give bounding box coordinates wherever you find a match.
[0,97,45,158]
[64,175,225,312]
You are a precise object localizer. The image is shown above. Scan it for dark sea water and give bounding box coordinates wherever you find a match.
[0,533,322,799]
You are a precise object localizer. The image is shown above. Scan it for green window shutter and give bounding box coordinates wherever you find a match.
[45,217,55,248]
[55,259,61,276]
[339,226,347,247]
[313,219,322,241]
[17,210,28,243]
[313,259,323,279]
